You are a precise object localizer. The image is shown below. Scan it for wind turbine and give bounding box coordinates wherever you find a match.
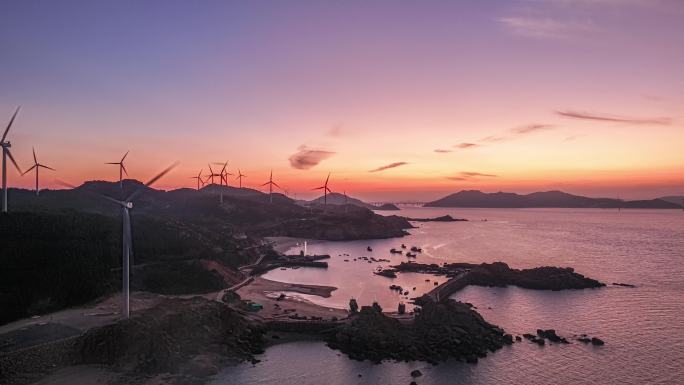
[190,169,204,190]
[22,147,55,196]
[217,161,233,186]
[343,190,349,214]
[61,163,178,318]
[106,151,129,189]
[313,172,332,207]
[207,164,222,185]
[208,163,227,203]
[235,169,246,188]
[261,170,280,203]
[1,107,22,213]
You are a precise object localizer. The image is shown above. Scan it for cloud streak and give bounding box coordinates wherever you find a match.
[511,124,555,134]
[369,162,408,173]
[434,149,452,153]
[288,146,335,170]
[447,171,498,181]
[498,16,592,39]
[454,142,480,149]
[556,110,672,125]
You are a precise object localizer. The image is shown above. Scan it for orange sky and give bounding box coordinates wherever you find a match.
[1,1,683,201]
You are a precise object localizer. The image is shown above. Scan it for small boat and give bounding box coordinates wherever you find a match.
[410,246,422,252]
[406,252,417,258]
[390,248,403,254]
[401,244,407,249]
[367,246,373,252]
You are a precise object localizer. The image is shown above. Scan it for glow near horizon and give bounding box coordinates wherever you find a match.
[1,0,683,201]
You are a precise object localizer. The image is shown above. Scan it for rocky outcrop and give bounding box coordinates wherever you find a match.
[465,262,605,291]
[78,298,265,373]
[326,298,510,364]
[406,215,467,222]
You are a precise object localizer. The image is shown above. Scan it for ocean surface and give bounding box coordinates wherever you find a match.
[210,208,684,385]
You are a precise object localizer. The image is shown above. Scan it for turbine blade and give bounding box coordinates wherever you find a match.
[2,106,20,143]
[6,149,22,173]
[260,181,270,186]
[312,186,324,190]
[121,164,128,176]
[121,150,129,162]
[22,164,37,175]
[126,162,179,201]
[32,147,37,164]
[40,164,55,171]
[325,172,330,185]
[105,162,119,165]
[272,181,281,189]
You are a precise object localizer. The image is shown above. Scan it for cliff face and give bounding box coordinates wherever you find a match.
[78,298,265,373]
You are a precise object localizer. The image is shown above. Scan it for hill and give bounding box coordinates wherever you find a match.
[660,196,684,207]
[307,192,377,210]
[424,190,680,209]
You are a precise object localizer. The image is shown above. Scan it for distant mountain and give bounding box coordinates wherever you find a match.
[307,192,378,210]
[374,203,400,211]
[660,196,684,207]
[424,190,681,209]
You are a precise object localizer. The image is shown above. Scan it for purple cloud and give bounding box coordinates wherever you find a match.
[288,146,335,170]
[556,110,672,125]
[369,162,408,172]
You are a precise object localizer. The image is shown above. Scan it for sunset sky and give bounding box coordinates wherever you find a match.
[1,0,683,201]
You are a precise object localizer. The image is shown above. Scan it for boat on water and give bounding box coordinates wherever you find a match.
[390,248,403,254]
[367,246,373,252]
[406,252,417,258]
[410,246,422,252]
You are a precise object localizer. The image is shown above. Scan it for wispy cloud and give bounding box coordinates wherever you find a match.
[369,162,408,173]
[434,149,452,153]
[447,171,498,181]
[461,172,498,178]
[498,16,593,39]
[511,124,555,134]
[480,135,510,143]
[556,110,672,125]
[288,146,335,170]
[454,142,480,149]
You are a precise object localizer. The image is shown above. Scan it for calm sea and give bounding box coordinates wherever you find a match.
[210,208,684,385]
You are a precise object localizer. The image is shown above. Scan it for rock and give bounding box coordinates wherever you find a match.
[411,369,423,377]
[515,335,522,342]
[410,382,418,385]
[591,337,605,346]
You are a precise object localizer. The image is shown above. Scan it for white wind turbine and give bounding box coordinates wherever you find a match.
[190,169,204,190]
[261,170,281,203]
[22,147,55,196]
[313,172,332,207]
[235,169,246,188]
[62,163,178,319]
[106,151,129,189]
[1,107,23,213]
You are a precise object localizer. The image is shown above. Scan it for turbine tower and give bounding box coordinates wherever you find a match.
[235,169,246,188]
[261,170,280,203]
[22,147,55,196]
[313,172,332,207]
[63,163,178,318]
[106,151,129,189]
[1,107,23,213]
[190,169,204,190]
